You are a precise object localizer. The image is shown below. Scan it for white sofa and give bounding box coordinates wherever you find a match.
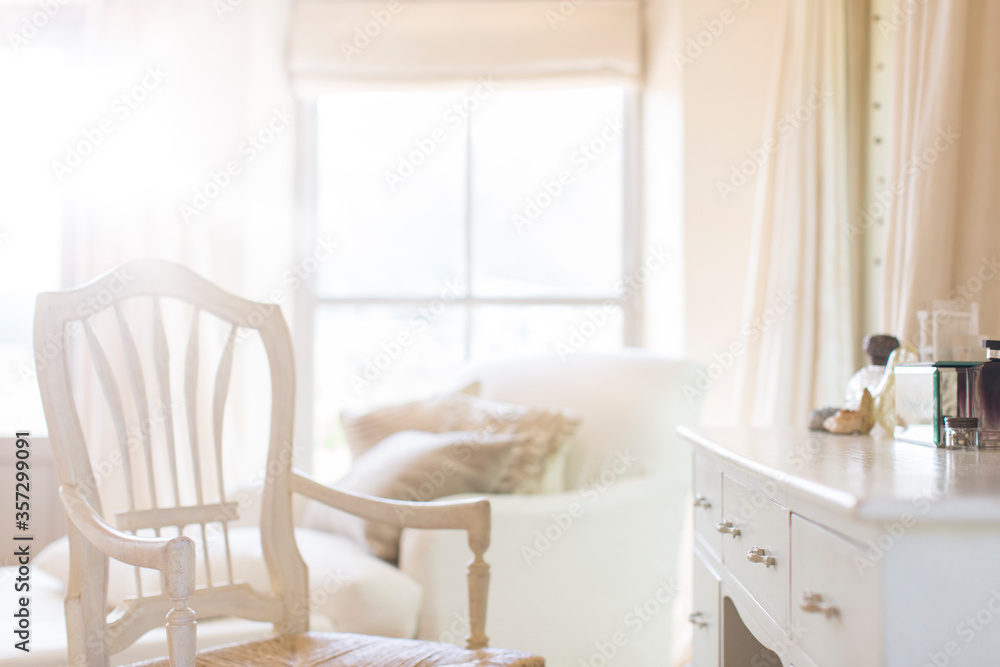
[1,350,701,667]
[401,350,703,667]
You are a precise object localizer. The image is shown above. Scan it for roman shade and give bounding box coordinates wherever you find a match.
[288,0,642,93]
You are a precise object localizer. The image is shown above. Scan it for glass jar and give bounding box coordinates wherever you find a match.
[944,416,980,449]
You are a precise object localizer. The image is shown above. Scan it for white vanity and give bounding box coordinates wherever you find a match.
[679,426,1000,667]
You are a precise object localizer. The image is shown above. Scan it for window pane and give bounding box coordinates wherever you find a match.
[316,92,468,298]
[471,305,623,360]
[0,48,66,435]
[470,88,625,298]
[312,304,466,479]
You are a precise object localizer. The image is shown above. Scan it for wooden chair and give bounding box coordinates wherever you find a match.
[34,260,543,667]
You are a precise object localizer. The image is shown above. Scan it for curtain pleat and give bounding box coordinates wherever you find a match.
[734,0,861,426]
[880,0,1000,344]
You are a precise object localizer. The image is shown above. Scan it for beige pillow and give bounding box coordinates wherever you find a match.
[302,430,524,563]
[339,382,480,459]
[340,391,580,494]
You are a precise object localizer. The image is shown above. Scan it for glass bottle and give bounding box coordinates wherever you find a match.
[845,334,900,410]
[978,340,1000,448]
[873,345,920,432]
[944,416,979,449]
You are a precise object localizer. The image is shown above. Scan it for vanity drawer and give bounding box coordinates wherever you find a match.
[691,555,720,667]
[693,454,722,559]
[720,474,790,628]
[791,515,880,667]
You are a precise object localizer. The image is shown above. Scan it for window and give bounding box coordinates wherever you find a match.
[301,86,637,478]
[0,39,73,435]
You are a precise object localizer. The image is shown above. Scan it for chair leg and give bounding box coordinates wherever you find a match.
[466,553,490,650]
[165,600,197,667]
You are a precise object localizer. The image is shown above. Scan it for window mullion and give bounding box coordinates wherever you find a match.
[623,91,644,347]
[463,92,474,360]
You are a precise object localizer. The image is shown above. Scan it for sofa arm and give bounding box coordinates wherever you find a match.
[399,474,690,666]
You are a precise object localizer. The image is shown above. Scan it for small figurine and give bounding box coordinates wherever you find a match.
[823,389,876,435]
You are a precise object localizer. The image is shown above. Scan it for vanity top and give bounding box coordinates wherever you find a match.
[678,426,1000,523]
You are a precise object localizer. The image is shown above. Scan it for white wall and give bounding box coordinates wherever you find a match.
[645,0,786,425]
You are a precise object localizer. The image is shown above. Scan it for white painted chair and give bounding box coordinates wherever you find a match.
[33,260,543,667]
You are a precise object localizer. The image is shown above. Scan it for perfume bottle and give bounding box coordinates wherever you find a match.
[978,340,1000,447]
[845,334,900,409]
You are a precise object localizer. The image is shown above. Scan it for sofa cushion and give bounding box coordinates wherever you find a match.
[32,526,422,639]
[302,430,523,563]
[341,392,580,494]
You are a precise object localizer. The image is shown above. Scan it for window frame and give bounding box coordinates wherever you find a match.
[293,88,643,473]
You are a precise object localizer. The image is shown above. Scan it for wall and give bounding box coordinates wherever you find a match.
[645,0,787,424]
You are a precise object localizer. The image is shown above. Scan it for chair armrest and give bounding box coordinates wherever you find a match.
[290,471,490,546]
[290,470,491,649]
[60,485,195,599]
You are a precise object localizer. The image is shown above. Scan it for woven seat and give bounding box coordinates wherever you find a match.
[128,632,544,667]
[35,260,544,667]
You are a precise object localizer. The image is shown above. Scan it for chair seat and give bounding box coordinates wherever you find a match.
[126,632,544,667]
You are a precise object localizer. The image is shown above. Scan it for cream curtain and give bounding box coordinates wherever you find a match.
[734,0,863,427]
[61,0,298,515]
[880,0,1000,344]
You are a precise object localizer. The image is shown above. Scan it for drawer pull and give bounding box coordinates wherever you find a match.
[687,612,708,628]
[747,546,776,567]
[800,591,838,618]
[693,495,712,509]
[716,521,741,537]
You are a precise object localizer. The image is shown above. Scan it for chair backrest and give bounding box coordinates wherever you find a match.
[34,260,308,665]
[451,350,704,490]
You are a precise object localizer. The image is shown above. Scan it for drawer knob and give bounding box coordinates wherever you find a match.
[800,591,838,618]
[716,521,741,537]
[693,495,712,509]
[746,546,776,567]
[687,612,708,628]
